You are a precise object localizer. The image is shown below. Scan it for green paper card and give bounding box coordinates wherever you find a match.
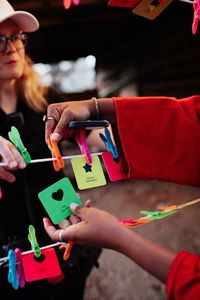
[71,155,106,190]
[38,177,82,224]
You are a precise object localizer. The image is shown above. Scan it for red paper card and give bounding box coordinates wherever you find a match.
[101,152,126,182]
[22,248,62,282]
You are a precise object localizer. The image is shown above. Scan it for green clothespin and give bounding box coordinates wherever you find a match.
[140,209,177,219]
[28,225,41,258]
[8,126,31,164]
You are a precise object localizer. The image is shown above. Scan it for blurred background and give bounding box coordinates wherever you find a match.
[10,1,200,299]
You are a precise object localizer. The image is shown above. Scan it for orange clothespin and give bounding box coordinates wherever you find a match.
[59,241,74,261]
[47,136,64,171]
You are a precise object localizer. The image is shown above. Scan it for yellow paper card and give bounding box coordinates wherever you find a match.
[71,155,106,190]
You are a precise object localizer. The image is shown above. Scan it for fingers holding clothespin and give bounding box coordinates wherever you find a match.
[47,136,64,171]
[99,127,119,162]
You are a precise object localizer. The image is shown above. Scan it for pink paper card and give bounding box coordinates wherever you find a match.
[22,248,62,282]
[101,152,125,182]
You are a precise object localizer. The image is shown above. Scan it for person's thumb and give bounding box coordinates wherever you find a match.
[70,202,82,217]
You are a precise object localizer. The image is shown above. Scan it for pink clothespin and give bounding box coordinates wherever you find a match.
[192,0,200,34]
[72,0,80,5]
[15,248,25,288]
[76,130,92,164]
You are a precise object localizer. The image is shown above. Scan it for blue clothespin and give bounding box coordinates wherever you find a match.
[140,210,177,220]
[99,127,119,162]
[8,249,19,290]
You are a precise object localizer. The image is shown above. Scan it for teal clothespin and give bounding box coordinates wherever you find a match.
[8,126,31,165]
[99,127,119,162]
[140,209,177,219]
[28,225,41,259]
[8,249,19,290]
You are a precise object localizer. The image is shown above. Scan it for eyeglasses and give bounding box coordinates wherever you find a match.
[0,32,28,53]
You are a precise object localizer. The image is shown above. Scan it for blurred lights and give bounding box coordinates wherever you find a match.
[63,0,80,9]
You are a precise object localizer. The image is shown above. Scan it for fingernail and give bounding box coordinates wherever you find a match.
[9,161,17,168]
[19,161,26,169]
[51,133,61,141]
[70,203,79,210]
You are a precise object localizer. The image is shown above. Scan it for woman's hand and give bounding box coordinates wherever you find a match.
[43,202,124,250]
[45,100,95,143]
[0,136,26,182]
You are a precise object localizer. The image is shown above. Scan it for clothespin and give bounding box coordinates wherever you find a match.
[7,249,19,290]
[8,126,31,164]
[63,0,80,9]
[118,218,153,226]
[72,0,80,5]
[140,209,177,219]
[99,127,119,162]
[157,205,178,211]
[192,0,200,34]
[28,225,42,259]
[15,248,25,288]
[59,241,74,261]
[47,136,64,171]
[76,130,92,164]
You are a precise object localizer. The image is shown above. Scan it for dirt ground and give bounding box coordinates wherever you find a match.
[76,178,200,300]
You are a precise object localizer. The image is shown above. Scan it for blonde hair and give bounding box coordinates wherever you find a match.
[18,55,48,112]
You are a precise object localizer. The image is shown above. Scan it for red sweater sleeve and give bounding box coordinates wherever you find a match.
[112,95,200,186]
[166,250,200,300]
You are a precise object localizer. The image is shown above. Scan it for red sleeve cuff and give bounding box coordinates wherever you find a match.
[166,250,200,300]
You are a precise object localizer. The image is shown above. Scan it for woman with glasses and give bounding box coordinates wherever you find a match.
[0,1,101,299]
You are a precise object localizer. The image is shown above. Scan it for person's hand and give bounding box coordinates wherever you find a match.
[43,203,124,250]
[0,136,26,182]
[45,100,96,143]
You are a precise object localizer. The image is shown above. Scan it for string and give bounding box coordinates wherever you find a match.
[0,242,66,264]
[0,152,103,167]
[120,197,200,227]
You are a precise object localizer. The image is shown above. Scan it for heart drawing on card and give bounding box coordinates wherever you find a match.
[52,189,64,201]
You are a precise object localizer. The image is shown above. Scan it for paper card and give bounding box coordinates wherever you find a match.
[133,0,173,20]
[22,248,62,282]
[108,0,141,8]
[101,151,126,182]
[38,177,82,224]
[71,155,106,190]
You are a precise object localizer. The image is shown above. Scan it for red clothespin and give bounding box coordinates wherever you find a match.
[15,248,25,288]
[76,130,92,164]
[192,0,200,34]
[47,136,64,172]
[59,241,74,261]
[118,218,153,227]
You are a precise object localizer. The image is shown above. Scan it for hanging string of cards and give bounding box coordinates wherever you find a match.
[0,123,200,290]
